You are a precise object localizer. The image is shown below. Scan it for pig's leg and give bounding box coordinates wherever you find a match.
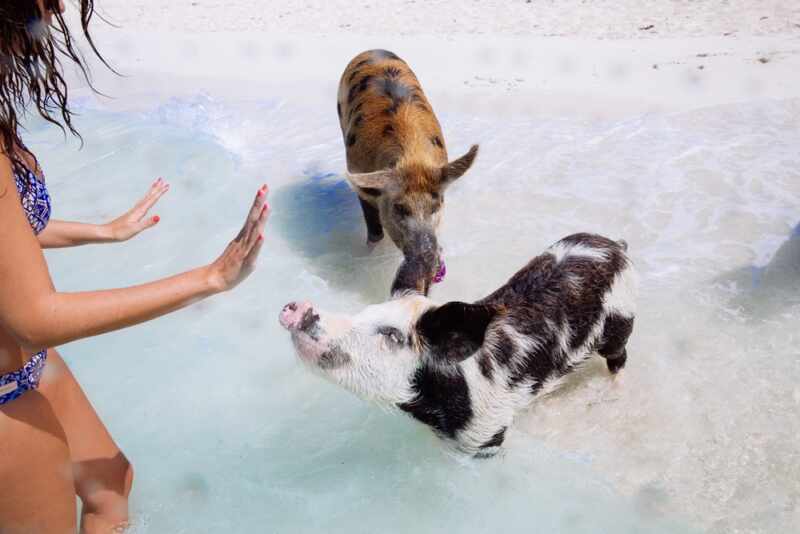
[597,314,633,374]
[358,197,384,246]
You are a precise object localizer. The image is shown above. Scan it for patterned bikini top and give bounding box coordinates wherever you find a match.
[14,164,51,235]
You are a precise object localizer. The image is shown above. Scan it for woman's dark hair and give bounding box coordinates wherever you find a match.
[0,0,109,181]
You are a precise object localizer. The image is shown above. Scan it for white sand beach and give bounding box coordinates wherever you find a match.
[77,0,800,118]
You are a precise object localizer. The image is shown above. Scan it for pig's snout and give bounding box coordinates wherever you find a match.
[279,301,319,332]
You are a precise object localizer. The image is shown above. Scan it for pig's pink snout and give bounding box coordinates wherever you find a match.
[280,301,318,331]
[280,301,310,329]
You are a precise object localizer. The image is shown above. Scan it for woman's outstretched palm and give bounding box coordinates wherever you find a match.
[107,178,170,241]
[208,184,270,292]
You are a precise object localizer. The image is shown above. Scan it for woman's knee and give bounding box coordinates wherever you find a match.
[123,455,134,497]
[76,451,134,518]
[115,452,134,499]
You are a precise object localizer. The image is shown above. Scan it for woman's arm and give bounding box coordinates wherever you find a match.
[37,178,169,248]
[37,220,118,248]
[0,159,269,354]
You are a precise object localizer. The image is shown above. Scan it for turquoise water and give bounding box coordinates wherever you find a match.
[29,95,799,533]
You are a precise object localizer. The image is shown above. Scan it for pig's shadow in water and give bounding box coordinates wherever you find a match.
[270,170,403,301]
[713,222,800,321]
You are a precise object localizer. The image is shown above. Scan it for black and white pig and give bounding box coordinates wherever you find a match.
[279,233,637,457]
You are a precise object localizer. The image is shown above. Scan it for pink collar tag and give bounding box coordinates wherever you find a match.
[433,259,447,284]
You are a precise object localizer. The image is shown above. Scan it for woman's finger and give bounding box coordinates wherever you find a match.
[245,202,270,250]
[244,187,270,248]
[130,179,167,217]
[137,215,161,233]
[137,178,162,204]
[237,185,268,242]
[136,180,170,217]
[235,189,262,242]
[244,231,265,270]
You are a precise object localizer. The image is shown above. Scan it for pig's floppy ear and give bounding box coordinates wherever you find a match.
[346,169,398,197]
[416,301,498,362]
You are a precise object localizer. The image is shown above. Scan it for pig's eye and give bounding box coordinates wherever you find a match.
[377,326,405,346]
[393,203,411,218]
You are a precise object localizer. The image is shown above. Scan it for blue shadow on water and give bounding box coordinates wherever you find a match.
[269,167,406,301]
[270,168,363,258]
[717,221,800,320]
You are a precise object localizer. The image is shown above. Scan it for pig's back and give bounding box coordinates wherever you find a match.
[337,49,446,173]
[480,233,634,333]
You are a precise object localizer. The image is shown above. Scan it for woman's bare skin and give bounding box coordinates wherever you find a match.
[37,177,170,248]
[0,147,269,533]
[1,2,272,531]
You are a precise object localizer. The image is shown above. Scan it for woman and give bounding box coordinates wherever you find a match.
[0,1,269,532]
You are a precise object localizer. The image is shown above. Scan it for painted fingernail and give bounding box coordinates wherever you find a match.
[259,233,264,241]
[153,215,160,223]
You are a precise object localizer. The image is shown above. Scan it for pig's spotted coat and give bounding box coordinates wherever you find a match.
[398,233,637,455]
[337,49,479,295]
[286,233,637,457]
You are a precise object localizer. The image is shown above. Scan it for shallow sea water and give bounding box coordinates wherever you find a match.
[28,94,799,533]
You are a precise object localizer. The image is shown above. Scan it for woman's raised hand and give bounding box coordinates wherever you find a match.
[105,178,170,242]
[206,184,270,292]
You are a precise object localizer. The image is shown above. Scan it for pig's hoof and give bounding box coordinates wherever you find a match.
[611,371,625,388]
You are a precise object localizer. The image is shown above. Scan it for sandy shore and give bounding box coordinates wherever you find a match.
[68,1,800,120]
[93,0,800,38]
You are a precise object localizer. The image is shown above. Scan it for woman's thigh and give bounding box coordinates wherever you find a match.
[0,390,77,533]
[38,350,133,520]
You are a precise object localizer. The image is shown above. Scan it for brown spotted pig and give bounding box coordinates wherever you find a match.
[337,49,479,294]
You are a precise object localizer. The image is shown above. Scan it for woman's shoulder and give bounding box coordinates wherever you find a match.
[0,151,14,179]
[1,149,43,188]
[0,153,15,199]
